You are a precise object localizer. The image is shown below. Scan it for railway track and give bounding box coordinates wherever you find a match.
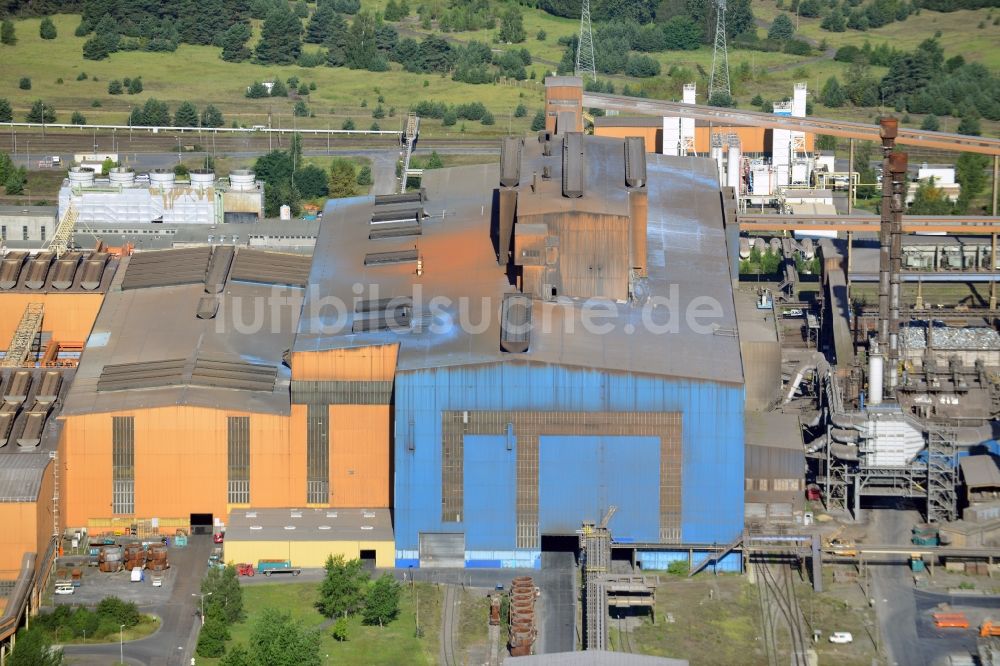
[617,613,634,653]
[441,584,460,666]
[754,559,809,666]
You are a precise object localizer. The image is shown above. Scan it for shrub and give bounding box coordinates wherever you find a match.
[530,109,545,131]
[293,101,309,117]
[514,104,527,118]
[127,78,143,94]
[71,111,87,125]
[480,111,495,125]
[39,16,57,40]
[19,77,31,91]
[108,80,124,95]
[76,72,88,81]
[356,165,373,185]
[342,118,356,130]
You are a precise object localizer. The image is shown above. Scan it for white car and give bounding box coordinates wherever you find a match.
[54,584,75,595]
[152,575,163,587]
[829,632,853,644]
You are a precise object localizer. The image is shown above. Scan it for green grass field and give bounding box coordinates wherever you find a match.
[0,4,996,138]
[198,581,442,666]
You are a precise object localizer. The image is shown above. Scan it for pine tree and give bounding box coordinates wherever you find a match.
[201,105,225,128]
[920,114,939,131]
[174,101,199,127]
[820,76,846,107]
[25,100,55,123]
[767,14,795,40]
[39,17,57,40]
[255,7,303,64]
[1,19,16,45]
[498,6,525,43]
[0,98,12,122]
[305,4,335,43]
[220,22,252,62]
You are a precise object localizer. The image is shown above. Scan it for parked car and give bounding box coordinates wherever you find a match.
[213,532,224,544]
[55,583,75,595]
[829,632,853,644]
[151,575,163,588]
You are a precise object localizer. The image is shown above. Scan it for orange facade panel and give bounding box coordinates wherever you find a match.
[60,406,292,528]
[291,344,399,381]
[0,463,51,578]
[0,293,104,351]
[329,405,390,508]
[594,126,661,154]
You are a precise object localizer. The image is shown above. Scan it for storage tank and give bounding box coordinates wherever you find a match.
[739,237,750,259]
[280,204,291,220]
[68,167,95,188]
[149,170,176,190]
[190,170,215,190]
[868,352,884,406]
[229,170,257,192]
[726,144,741,189]
[108,167,135,187]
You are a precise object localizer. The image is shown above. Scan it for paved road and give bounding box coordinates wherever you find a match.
[538,552,576,654]
[63,535,212,666]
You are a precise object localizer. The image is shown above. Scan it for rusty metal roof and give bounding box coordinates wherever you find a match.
[295,135,743,385]
[0,250,118,293]
[61,248,303,416]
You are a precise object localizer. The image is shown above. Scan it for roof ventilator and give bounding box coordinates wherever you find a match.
[561,132,585,198]
[624,137,647,188]
[500,136,523,188]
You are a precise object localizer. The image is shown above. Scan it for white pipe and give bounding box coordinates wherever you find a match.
[868,353,884,406]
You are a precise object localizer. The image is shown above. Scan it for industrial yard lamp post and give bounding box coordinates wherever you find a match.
[119,624,125,664]
[192,592,212,625]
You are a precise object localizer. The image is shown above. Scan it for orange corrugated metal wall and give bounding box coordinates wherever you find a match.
[291,344,399,381]
[329,405,390,507]
[0,293,105,349]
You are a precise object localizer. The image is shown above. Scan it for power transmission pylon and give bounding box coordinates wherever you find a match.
[575,0,596,82]
[709,0,731,103]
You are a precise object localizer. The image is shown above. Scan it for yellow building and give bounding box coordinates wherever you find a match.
[222,508,394,569]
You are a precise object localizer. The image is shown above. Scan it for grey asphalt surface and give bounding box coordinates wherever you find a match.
[868,506,998,666]
[61,535,212,666]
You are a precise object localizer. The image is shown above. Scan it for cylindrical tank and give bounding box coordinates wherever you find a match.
[68,167,95,188]
[280,204,291,220]
[149,170,176,190]
[801,238,815,260]
[190,170,215,190]
[868,352,884,406]
[769,238,781,254]
[726,145,741,189]
[739,237,751,259]
[108,167,135,187]
[753,237,766,253]
[229,169,256,191]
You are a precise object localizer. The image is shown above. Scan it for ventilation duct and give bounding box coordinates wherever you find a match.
[624,137,647,188]
[500,137,523,188]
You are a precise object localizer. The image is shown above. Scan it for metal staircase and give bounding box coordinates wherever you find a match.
[2,303,44,367]
[48,203,78,257]
[400,113,420,193]
[926,425,958,523]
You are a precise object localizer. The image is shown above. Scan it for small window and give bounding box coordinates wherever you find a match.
[1,225,6,240]
[23,225,29,241]
[40,226,46,241]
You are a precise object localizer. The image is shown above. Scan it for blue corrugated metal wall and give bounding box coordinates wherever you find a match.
[393,362,744,561]
[464,435,516,549]
[539,435,660,541]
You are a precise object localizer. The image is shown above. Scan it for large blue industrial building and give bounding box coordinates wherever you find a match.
[302,118,746,569]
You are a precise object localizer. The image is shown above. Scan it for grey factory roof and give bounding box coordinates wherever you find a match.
[734,291,779,344]
[745,411,803,451]
[295,137,743,385]
[506,651,687,666]
[545,76,583,88]
[224,507,393,543]
[593,116,662,128]
[0,453,51,502]
[61,247,309,416]
[960,455,1000,489]
[900,325,1000,351]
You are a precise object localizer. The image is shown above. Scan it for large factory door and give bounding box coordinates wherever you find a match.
[419,532,465,568]
[190,513,213,535]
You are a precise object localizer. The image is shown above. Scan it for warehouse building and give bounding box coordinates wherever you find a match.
[293,97,746,567]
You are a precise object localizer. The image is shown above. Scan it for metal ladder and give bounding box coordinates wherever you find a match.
[2,302,44,367]
[48,203,78,257]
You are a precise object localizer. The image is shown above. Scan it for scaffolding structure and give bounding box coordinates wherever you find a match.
[47,203,78,257]
[580,509,612,651]
[400,113,421,194]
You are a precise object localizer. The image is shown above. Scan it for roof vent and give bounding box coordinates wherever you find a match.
[542,165,551,180]
[500,136,523,188]
[363,511,376,518]
[290,510,302,518]
[326,511,338,518]
[562,133,584,198]
[245,511,257,518]
[361,525,374,531]
[249,525,262,530]
[364,249,419,266]
[318,525,331,530]
[284,525,296,530]
[624,136,647,188]
[500,293,532,353]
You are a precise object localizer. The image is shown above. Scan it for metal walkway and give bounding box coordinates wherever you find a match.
[47,203,78,257]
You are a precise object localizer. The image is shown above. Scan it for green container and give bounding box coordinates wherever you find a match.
[174,535,188,548]
[910,558,925,572]
[911,535,939,546]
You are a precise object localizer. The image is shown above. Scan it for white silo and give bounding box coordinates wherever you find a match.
[149,170,176,190]
[68,167,95,189]
[190,170,216,191]
[108,167,135,188]
[229,170,257,192]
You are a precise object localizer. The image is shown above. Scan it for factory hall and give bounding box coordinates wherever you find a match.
[0,81,753,577]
